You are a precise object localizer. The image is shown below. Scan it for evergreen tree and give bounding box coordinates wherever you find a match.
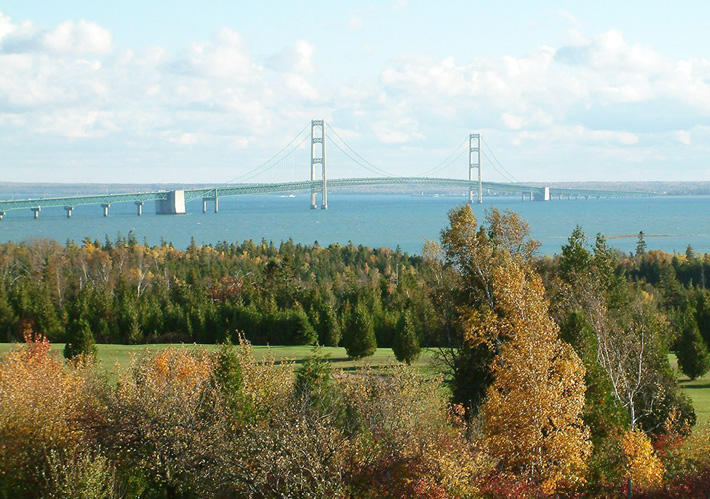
[343,301,377,359]
[64,291,97,359]
[392,309,421,364]
[0,283,16,341]
[559,225,590,281]
[676,307,710,380]
[636,231,647,257]
[319,303,341,347]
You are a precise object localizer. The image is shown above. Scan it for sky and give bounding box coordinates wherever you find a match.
[1,1,710,184]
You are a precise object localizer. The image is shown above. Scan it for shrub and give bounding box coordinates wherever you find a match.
[622,428,665,492]
[0,330,98,496]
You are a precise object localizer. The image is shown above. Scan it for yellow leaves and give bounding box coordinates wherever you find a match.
[462,306,508,350]
[0,336,96,483]
[481,256,591,494]
[621,428,664,491]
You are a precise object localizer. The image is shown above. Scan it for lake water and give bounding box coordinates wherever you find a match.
[0,193,708,256]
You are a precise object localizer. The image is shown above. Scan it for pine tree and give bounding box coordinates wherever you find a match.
[64,291,97,359]
[636,231,647,257]
[343,301,377,359]
[392,309,420,364]
[320,303,341,347]
[676,308,710,380]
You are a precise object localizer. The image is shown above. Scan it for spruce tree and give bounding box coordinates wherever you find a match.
[320,304,341,347]
[676,308,710,380]
[392,309,421,364]
[343,301,377,359]
[64,292,97,360]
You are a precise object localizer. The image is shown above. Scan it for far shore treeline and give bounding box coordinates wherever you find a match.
[1,219,709,355]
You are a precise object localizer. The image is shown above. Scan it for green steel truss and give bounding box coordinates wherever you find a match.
[0,177,653,213]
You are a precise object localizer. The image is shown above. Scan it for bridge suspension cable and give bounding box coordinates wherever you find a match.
[224,123,311,184]
[414,135,469,177]
[325,124,394,177]
[480,150,515,183]
[481,136,519,183]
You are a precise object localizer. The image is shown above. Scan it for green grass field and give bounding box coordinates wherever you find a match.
[2,343,708,424]
[670,353,710,425]
[0,342,441,380]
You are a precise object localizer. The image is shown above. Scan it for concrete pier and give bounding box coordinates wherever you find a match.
[135,201,143,216]
[155,190,186,215]
[102,204,110,217]
[533,187,550,202]
[32,207,41,219]
[64,206,73,218]
[200,196,218,214]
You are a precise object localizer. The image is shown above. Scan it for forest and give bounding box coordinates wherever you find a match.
[2,206,710,497]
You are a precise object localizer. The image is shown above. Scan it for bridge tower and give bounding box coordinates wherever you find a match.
[310,119,328,210]
[468,133,482,204]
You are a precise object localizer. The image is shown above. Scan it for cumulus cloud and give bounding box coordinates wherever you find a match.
[676,130,691,145]
[268,40,315,74]
[2,9,710,182]
[0,17,112,55]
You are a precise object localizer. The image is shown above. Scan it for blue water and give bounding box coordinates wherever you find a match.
[0,194,708,256]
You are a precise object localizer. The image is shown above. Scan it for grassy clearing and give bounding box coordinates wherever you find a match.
[0,343,441,381]
[4,343,706,424]
[670,353,710,425]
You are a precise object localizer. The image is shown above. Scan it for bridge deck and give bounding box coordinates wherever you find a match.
[0,177,653,213]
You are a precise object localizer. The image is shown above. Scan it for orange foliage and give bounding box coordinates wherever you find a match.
[480,260,591,494]
[621,428,665,491]
[0,329,95,491]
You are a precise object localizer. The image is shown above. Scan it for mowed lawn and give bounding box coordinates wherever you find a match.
[2,343,708,424]
[670,353,710,425]
[0,343,441,381]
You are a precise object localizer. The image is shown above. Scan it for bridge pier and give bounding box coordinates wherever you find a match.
[533,187,550,202]
[102,204,110,217]
[135,201,143,216]
[64,206,73,218]
[32,207,41,219]
[201,196,218,213]
[156,190,186,215]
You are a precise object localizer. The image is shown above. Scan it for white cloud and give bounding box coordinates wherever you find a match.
[42,20,113,55]
[501,113,525,130]
[676,130,691,145]
[2,10,710,182]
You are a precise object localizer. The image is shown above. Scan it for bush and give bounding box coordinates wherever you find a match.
[0,330,98,497]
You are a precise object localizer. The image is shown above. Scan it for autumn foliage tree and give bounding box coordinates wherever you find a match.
[478,259,591,493]
[440,205,590,493]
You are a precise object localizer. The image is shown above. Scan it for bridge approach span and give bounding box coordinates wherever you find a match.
[0,177,652,218]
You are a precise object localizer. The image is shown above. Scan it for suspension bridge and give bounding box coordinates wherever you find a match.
[0,120,651,220]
